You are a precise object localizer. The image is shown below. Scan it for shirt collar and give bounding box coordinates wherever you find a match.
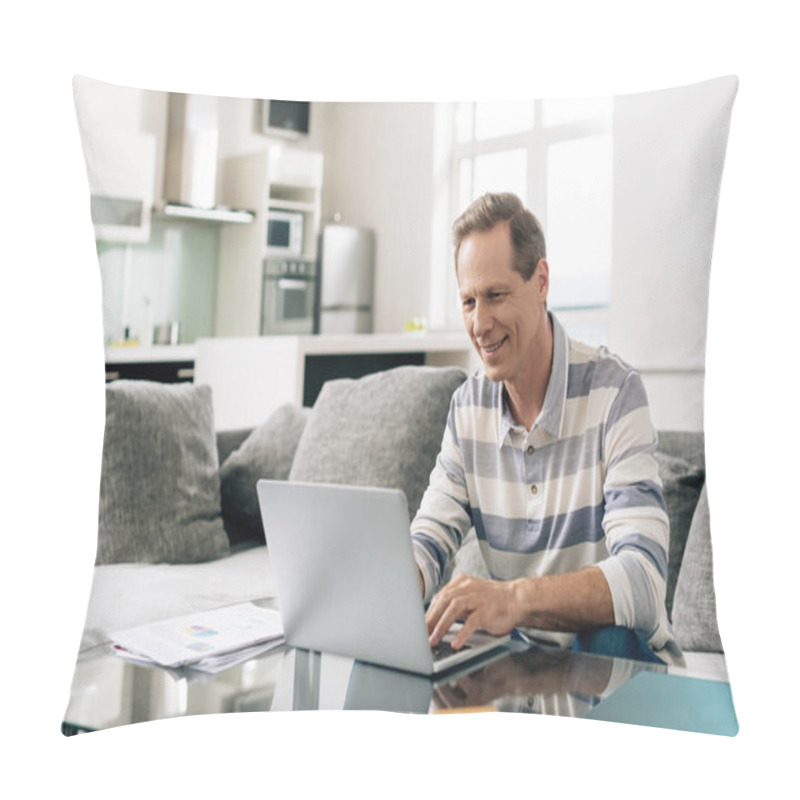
[538,311,568,439]
[497,311,568,445]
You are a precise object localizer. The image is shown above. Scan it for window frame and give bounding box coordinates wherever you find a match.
[433,99,613,342]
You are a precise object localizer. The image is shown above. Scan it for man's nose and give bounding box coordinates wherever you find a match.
[473,300,493,337]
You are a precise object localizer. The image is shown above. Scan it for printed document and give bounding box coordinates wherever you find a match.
[110,602,284,670]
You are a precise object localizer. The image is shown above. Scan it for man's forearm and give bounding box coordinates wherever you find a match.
[509,566,615,633]
[426,566,616,649]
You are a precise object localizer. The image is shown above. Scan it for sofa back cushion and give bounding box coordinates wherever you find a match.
[219,404,312,547]
[654,431,706,616]
[289,366,467,517]
[671,484,723,651]
[97,380,230,565]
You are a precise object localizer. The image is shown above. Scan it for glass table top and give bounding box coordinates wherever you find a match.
[63,634,736,736]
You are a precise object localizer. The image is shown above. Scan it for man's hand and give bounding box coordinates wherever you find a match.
[425,574,522,650]
[424,566,614,651]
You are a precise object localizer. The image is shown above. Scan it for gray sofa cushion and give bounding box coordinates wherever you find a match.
[219,404,312,546]
[97,380,230,565]
[216,428,253,466]
[289,366,467,516]
[671,484,723,652]
[656,430,705,472]
[654,449,706,616]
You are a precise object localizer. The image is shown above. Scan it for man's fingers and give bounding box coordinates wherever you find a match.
[429,589,479,647]
[425,575,514,648]
[451,614,480,650]
[425,575,467,633]
[429,597,464,646]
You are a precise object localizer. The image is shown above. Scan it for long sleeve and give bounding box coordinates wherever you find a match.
[595,370,676,651]
[410,401,473,604]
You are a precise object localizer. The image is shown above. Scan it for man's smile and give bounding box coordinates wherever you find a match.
[480,336,508,356]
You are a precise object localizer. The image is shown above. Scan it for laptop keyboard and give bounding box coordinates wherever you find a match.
[431,639,472,662]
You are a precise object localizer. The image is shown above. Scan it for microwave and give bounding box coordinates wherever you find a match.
[267,209,304,256]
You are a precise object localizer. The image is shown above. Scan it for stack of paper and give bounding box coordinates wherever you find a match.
[110,603,285,674]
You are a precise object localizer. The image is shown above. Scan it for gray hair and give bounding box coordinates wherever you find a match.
[452,192,547,281]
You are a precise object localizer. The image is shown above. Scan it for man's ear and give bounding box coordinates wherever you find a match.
[536,258,549,303]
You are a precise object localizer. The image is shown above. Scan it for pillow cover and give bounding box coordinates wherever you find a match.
[289,366,467,516]
[671,485,723,652]
[97,380,230,564]
[219,403,312,546]
[70,74,739,737]
[653,450,706,616]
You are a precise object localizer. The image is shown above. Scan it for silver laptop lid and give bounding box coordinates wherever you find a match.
[257,480,435,675]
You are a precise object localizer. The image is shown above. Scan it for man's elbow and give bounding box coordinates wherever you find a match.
[615,551,665,639]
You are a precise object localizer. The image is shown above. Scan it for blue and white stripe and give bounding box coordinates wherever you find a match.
[411,313,679,656]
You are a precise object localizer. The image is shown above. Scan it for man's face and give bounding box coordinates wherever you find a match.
[456,222,549,387]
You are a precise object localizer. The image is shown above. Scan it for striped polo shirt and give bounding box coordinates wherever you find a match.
[411,312,681,658]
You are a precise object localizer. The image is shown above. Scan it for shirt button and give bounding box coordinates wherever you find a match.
[530,485,538,495]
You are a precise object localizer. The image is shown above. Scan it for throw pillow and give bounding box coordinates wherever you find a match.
[72,73,738,735]
[653,451,706,617]
[671,484,723,652]
[219,403,312,547]
[289,366,467,517]
[97,380,230,564]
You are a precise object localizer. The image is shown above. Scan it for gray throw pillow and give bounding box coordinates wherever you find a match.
[671,484,723,652]
[219,403,312,546]
[654,450,705,616]
[97,380,230,565]
[289,366,467,516]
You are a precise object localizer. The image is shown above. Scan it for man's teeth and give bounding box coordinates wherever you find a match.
[484,339,504,353]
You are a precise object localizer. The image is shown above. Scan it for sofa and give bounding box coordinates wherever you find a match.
[76,365,728,682]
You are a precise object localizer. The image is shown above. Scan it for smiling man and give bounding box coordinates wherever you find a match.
[411,192,683,665]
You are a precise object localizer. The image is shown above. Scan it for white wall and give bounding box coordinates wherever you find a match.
[609,77,737,431]
[321,102,436,333]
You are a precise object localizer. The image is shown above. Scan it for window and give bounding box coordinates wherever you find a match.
[432,97,613,345]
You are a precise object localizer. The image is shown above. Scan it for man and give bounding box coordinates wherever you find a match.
[411,192,682,665]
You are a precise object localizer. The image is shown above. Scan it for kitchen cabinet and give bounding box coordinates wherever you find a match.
[193,333,476,431]
[215,146,323,337]
[104,345,196,384]
[84,128,157,243]
[105,360,195,384]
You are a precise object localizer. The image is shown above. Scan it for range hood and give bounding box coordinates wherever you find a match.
[158,93,254,224]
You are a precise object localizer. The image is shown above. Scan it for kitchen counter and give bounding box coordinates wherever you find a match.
[105,344,197,383]
[105,344,197,363]
[286,331,472,356]
[193,332,476,430]
[105,332,473,363]
[103,333,476,423]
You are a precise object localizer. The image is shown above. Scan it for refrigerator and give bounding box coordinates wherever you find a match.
[316,224,375,334]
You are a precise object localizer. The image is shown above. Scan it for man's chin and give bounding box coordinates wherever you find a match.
[480,362,506,383]
[472,343,508,382]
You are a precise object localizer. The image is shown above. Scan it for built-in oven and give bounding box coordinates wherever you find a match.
[261,257,319,335]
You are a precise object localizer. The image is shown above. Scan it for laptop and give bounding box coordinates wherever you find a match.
[256,480,510,676]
